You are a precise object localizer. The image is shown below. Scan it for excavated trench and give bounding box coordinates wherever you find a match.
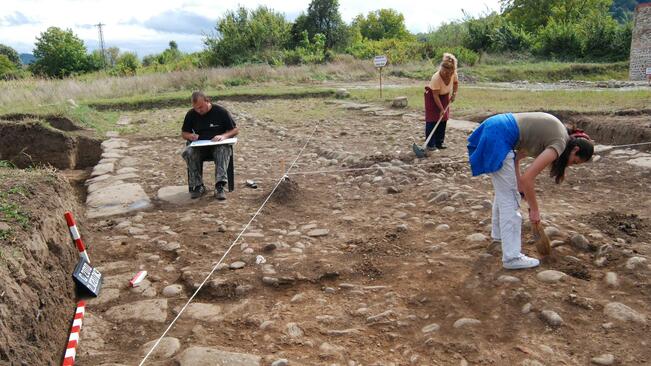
[0,114,102,170]
[0,114,102,364]
[0,104,648,365]
[463,109,651,151]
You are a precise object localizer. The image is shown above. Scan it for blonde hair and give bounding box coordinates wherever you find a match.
[440,53,457,71]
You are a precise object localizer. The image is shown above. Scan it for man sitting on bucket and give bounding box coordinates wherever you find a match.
[181,91,239,200]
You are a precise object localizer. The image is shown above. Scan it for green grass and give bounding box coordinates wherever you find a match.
[466,61,629,82]
[0,201,30,229]
[0,160,16,169]
[85,86,336,111]
[0,187,31,229]
[0,103,120,137]
[65,105,120,135]
[349,86,651,116]
[2,59,632,113]
[0,229,11,241]
[390,61,629,83]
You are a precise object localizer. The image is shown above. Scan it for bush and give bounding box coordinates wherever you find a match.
[0,44,21,66]
[111,52,140,76]
[434,46,480,67]
[581,16,631,60]
[423,21,468,49]
[282,32,326,65]
[345,38,432,64]
[0,54,18,79]
[464,13,502,52]
[533,19,583,59]
[491,21,532,52]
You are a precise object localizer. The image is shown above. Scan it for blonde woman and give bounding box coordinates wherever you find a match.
[424,53,459,150]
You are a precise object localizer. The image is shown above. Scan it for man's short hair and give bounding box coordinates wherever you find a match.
[191,91,209,103]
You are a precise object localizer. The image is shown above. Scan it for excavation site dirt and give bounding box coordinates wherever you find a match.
[0,98,650,366]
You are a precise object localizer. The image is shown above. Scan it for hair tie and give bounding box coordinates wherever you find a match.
[571,131,591,140]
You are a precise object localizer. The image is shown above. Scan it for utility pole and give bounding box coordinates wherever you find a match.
[95,22,107,70]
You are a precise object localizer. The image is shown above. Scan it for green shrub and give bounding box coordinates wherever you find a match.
[423,21,468,49]
[223,77,249,86]
[491,21,532,52]
[534,19,583,59]
[434,46,480,67]
[464,13,501,52]
[345,38,432,64]
[581,16,631,60]
[0,54,18,79]
[111,52,140,76]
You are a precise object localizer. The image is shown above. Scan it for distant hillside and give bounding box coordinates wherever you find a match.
[19,53,35,65]
[610,0,647,22]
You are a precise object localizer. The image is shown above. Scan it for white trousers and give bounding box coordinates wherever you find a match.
[489,151,522,262]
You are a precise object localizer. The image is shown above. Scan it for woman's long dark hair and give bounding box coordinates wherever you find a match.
[550,127,594,184]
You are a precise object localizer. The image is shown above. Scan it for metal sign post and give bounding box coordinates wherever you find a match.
[374,55,388,98]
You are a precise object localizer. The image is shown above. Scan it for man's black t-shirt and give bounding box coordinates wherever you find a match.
[181,104,236,140]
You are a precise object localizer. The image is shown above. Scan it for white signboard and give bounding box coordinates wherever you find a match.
[646,67,651,75]
[373,55,387,68]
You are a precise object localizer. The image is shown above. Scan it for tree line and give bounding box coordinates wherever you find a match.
[0,0,641,79]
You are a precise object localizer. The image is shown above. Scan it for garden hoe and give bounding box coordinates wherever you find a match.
[412,103,451,158]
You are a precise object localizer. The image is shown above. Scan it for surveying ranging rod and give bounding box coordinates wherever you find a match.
[64,212,90,263]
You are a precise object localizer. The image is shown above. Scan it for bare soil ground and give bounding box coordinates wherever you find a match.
[53,99,651,365]
[0,167,80,365]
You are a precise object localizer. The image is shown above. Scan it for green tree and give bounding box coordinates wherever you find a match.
[0,54,18,79]
[0,44,21,66]
[298,0,348,50]
[533,19,584,58]
[501,0,616,31]
[105,47,120,67]
[352,9,411,40]
[114,52,140,76]
[610,0,640,22]
[31,27,88,77]
[86,50,106,71]
[500,0,559,32]
[548,0,613,24]
[422,21,468,49]
[205,6,291,66]
[464,12,502,52]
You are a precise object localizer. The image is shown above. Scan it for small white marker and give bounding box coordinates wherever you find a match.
[255,255,266,265]
[129,271,147,287]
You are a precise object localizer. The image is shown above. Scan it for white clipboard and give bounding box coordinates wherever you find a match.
[189,137,238,147]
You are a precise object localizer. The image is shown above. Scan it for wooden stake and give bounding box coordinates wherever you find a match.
[379,67,383,98]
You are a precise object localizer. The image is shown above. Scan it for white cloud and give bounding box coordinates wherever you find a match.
[143,10,214,35]
[0,0,500,55]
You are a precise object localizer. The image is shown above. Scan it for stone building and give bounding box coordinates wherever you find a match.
[629,3,651,80]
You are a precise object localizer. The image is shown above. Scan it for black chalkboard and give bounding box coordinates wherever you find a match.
[72,258,103,297]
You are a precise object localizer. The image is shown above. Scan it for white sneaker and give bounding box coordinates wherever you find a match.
[503,254,540,270]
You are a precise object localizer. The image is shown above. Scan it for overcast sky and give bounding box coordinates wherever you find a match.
[0,0,500,56]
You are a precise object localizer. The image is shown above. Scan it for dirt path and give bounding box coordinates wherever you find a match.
[75,100,650,366]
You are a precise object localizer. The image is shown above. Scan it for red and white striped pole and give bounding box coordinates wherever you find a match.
[129,271,148,287]
[62,300,86,366]
[64,212,90,263]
